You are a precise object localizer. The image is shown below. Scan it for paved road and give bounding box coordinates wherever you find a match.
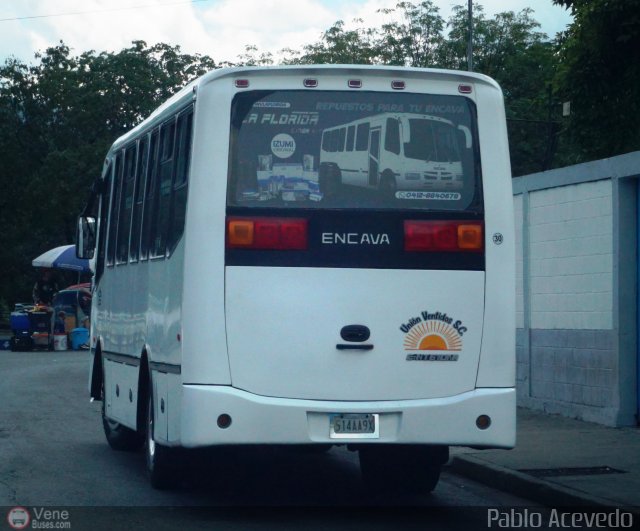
[0,350,539,530]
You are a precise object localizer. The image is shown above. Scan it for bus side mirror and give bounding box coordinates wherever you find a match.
[77,216,96,259]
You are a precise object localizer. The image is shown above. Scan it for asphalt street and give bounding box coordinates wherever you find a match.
[0,349,540,530]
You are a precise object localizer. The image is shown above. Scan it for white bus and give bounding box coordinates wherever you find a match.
[77,64,515,492]
[319,112,467,192]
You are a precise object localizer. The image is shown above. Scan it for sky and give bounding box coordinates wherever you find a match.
[0,0,573,65]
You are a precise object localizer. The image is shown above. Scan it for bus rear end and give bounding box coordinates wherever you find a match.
[181,66,515,491]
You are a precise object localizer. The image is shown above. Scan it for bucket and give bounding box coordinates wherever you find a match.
[32,332,49,347]
[53,333,68,351]
[70,328,89,350]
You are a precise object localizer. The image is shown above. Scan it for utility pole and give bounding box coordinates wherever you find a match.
[467,0,473,71]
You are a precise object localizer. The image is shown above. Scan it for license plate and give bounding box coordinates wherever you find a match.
[329,413,379,439]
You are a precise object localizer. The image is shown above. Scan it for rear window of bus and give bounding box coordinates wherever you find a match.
[228,90,482,211]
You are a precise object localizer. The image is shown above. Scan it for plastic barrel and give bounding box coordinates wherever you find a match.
[70,328,89,350]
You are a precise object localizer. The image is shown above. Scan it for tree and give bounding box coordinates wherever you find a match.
[552,0,640,162]
[0,42,215,307]
[296,20,378,64]
[442,5,558,175]
[375,1,445,67]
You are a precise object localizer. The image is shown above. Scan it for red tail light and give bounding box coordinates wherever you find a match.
[227,217,308,250]
[404,221,483,252]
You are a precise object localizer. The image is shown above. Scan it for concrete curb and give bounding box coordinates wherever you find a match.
[449,455,640,515]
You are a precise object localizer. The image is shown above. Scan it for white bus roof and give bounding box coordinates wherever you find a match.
[110,65,501,152]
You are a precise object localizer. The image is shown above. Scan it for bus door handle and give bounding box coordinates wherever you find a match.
[336,344,374,351]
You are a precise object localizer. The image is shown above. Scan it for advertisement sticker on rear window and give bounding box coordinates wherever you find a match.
[228,90,482,212]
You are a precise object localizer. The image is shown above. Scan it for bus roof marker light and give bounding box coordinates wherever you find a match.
[458,84,473,94]
[303,78,318,88]
[235,79,250,88]
[391,80,405,90]
[348,79,362,88]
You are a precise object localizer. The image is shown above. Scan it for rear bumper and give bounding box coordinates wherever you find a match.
[180,386,516,449]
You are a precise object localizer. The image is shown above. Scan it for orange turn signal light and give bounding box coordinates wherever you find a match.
[227,220,254,247]
[457,224,483,250]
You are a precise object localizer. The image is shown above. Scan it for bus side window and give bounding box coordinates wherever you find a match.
[346,125,355,152]
[106,152,122,267]
[116,144,136,265]
[140,130,159,261]
[338,127,346,152]
[355,123,369,151]
[321,131,329,152]
[95,161,112,283]
[385,118,400,155]
[130,135,149,262]
[151,119,176,258]
[168,107,193,254]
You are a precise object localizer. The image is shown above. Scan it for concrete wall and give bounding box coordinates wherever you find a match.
[513,151,639,426]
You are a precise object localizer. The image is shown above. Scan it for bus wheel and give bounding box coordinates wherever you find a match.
[358,445,447,494]
[319,163,341,197]
[378,173,397,197]
[101,376,143,452]
[145,390,180,489]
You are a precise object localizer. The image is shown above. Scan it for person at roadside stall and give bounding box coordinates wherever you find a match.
[54,311,66,334]
[32,269,59,306]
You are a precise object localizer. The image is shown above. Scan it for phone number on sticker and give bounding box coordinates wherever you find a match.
[396,191,461,200]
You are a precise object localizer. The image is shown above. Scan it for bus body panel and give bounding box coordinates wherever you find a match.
[473,82,516,388]
[181,82,232,386]
[180,385,516,448]
[225,267,484,400]
[86,65,515,452]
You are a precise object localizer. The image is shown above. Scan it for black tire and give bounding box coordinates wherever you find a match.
[359,445,448,494]
[319,163,342,197]
[145,390,181,489]
[101,375,143,452]
[378,172,397,198]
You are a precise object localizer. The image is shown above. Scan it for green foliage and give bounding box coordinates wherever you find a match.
[296,20,379,64]
[375,1,446,67]
[552,0,640,162]
[443,5,557,175]
[0,41,215,305]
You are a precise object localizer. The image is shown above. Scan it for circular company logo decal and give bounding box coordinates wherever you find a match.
[7,507,30,530]
[270,133,296,159]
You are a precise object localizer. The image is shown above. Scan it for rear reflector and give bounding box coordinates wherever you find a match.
[404,221,483,252]
[227,217,308,250]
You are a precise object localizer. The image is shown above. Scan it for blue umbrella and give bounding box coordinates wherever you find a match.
[32,245,90,273]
